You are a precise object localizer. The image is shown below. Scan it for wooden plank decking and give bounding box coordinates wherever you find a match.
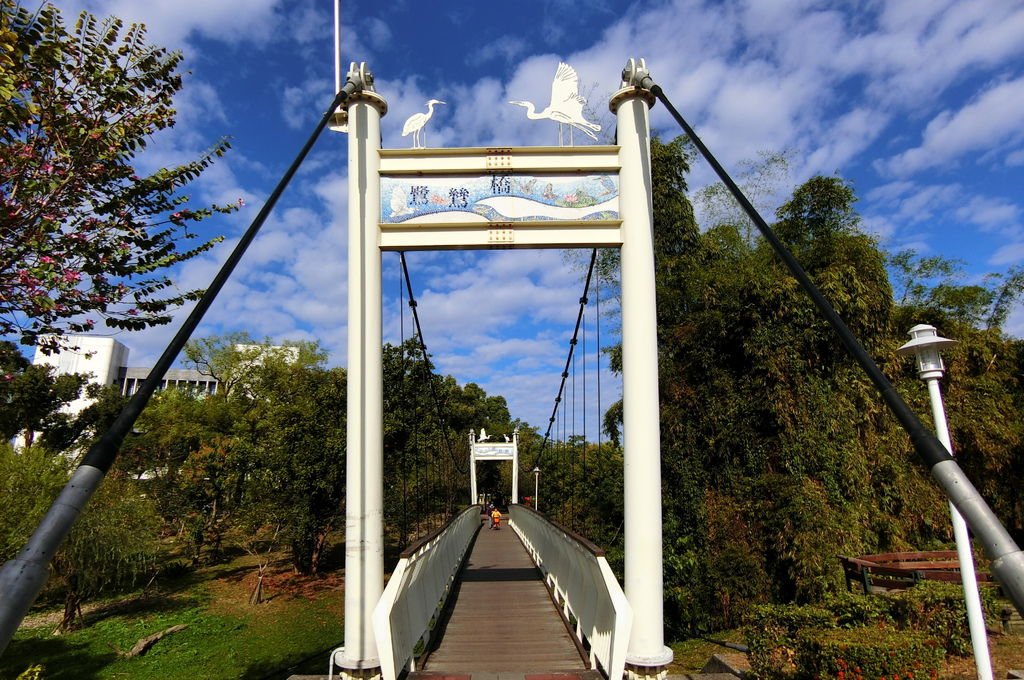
[420,514,588,675]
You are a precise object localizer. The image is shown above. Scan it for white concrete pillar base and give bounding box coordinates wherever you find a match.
[625,646,674,680]
[332,650,382,680]
[340,667,382,680]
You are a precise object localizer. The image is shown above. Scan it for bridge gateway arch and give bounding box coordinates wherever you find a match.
[334,60,673,679]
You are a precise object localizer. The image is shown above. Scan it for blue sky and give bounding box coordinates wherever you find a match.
[47,0,1024,437]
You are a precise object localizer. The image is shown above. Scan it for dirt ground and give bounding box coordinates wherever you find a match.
[941,633,1024,679]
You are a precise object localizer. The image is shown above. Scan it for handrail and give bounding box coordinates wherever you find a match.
[509,505,631,680]
[515,504,606,556]
[371,505,481,680]
[400,514,461,559]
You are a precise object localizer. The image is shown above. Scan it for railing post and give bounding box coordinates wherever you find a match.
[611,59,673,679]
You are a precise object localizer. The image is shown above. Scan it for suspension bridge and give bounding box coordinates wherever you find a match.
[2,57,1024,680]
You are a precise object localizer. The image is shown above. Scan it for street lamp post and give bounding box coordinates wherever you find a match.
[533,467,540,511]
[898,324,993,680]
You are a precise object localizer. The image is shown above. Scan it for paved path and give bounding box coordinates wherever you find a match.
[419,515,588,675]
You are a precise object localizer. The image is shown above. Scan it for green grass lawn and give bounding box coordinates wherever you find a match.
[1,551,345,680]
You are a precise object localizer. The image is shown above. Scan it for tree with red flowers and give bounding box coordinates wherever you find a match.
[0,1,238,350]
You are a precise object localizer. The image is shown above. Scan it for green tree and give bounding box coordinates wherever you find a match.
[889,250,1024,330]
[0,2,237,349]
[52,470,160,630]
[0,445,159,631]
[237,350,346,575]
[183,332,326,398]
[647,166,955,634]
[0,444,69,560]
[0,340,86,446]
[694,150,791,239]
[122,388,238,563]
[888,251,1024,542]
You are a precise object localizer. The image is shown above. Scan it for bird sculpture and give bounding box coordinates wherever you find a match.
[510,63,601,146]
[503,434,510,442]
[478,428,490,442]
[402,99,445,149]
[389,186,412,218]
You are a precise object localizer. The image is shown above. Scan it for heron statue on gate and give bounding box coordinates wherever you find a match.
[510,62,601,146]
[402,99,445,148]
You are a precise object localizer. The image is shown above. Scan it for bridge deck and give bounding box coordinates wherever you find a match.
[420,514,589,675]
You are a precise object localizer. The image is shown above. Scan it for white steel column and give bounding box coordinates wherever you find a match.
[512,436,519,504]
[339,86,387,678]
[611,75,673,677]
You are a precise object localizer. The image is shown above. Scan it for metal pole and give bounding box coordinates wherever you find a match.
[611,60,673,676]
[337,72,387,678]
[926,378,993,680]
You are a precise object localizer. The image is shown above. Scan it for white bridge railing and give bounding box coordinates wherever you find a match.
[509,504,632,680]
[372,505,481,680]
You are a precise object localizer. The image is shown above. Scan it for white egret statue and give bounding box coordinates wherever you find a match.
[510,62,601,146]
[402,99,445,149]
[478,428,490,442]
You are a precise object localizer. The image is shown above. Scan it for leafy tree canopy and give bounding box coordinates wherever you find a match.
[0,2,238,350]
[0,339,85,446]
[183,332,326,399]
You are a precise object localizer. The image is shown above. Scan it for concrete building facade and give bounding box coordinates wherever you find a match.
[33,335,219,414]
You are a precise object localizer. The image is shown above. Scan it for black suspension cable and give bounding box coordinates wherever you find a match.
[561,401,569,512]
[570,338,577,530]
[81,86,356,471]
[535,248,599,468]
[406,261,421,537]
[0,83,362,653]
[582,306,587,482]
[595,268,602,464]
[399,254,465,476]
[647,83,953,470]
[398,255,409,547]
[644,76,1024,616]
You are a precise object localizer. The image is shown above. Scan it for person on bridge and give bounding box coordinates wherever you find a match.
[490,507,502,530]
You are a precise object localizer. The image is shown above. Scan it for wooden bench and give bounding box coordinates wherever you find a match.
[838,551,995,594]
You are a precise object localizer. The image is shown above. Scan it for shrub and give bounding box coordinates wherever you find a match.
[796,627,944,680]
[890,581,996,657]
[823,591,893,628]
[746,604,834,680]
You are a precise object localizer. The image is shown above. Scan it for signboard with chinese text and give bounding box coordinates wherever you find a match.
[473,444,515,459]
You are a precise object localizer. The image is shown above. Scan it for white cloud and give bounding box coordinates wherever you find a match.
[989,242,1024,267]
[281,77,335,130]
[803,107,888,177]
[884,76,1024,176]
[954,196,1022,233]
[839,1,1024,107]
[33,0,1024,407]
[1006,149,1024,167]
[61,0,283,50]
[363,17,392,51]
[466,35,528,67]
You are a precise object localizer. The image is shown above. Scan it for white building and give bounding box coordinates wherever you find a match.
[33,335,130,417]
[33,335,220,415]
